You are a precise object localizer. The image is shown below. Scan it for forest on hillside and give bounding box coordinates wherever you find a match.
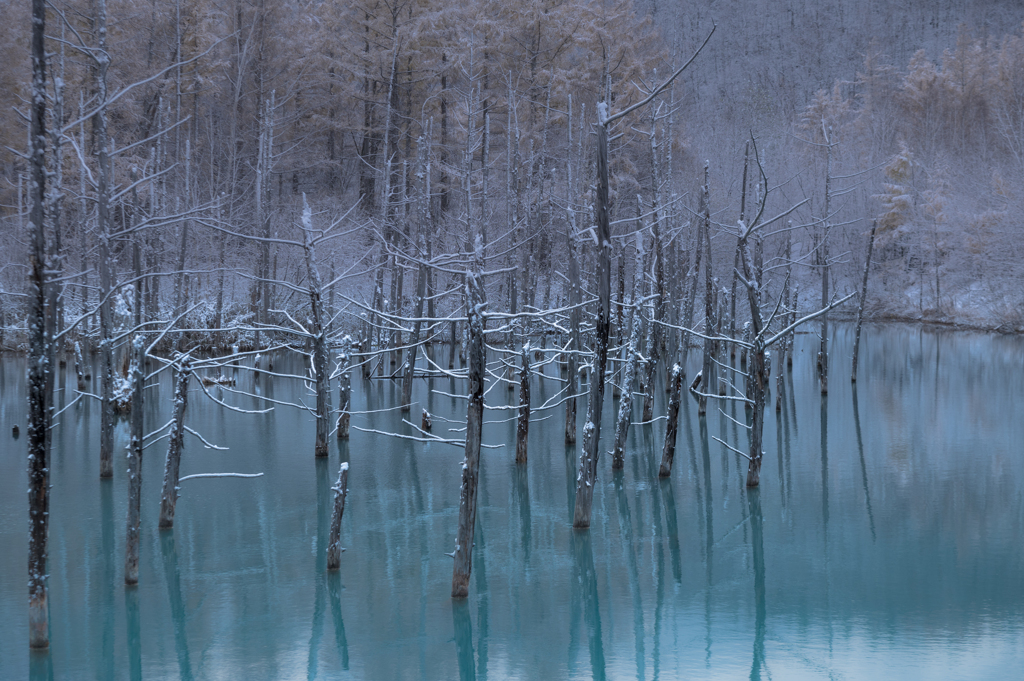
[3,0,1024,348]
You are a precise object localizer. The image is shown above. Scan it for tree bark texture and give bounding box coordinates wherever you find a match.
[515,346,530,465]
[125,336,145,585]
[159,359,191,529]
[28,0,50,646]
[572,108,613,529]
[851,222,877,382]
[658,364,684,477]
[337,339,352,439]
[327,463,349,570]
[452,269,486,598]
[302,199,332,457]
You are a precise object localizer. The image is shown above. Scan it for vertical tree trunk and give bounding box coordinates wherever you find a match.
[699,164,714,417]
[336,339,352,439]
[159,359,191,529]
[125,336,145,585]
[27,0,50,646]
[515,346,530,465]
[96,0,114,479]
[301,200,332,457]
[658,364,683,477]
[851,222,877,382]
[611,240,645,470]
[564,227,581,445]
[402,135,430,411]
[452,268,486,598]
[572,105,613,529]
[326,463,349,570]
[819,132,833,396]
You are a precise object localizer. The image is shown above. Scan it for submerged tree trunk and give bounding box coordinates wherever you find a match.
[302,199,332,457]
[699,164,715,417]
[851,222,877,382]
[611,241,645,469]
[28,0,50,645]
[565,226,581,445]
[96,0,114,479]
[515,346,530,465]
[159,358,191,529]
[658,364,683,477]
[572,105,613,529]
[337,339,353,439]
[326,462,349,570]
[125,336,145,585]
[452,267,486,598]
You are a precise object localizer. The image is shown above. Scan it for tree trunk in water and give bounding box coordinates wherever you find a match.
[302,199,332,457]
[326,463,349,570]
[611,255,645,470]
[699,164,714,417]
[159,359,191,529]
[851,222,877,382]
[96,0,114,479]
[572,106,613,529]
[28,0,50,645]
[565,227,581,445]
[745,340,766,487]
[515,346,531,465]
[125,336,145,585]
[452,267,485,598]
[337,339,352,439]
[75,341,87,392]
[658,364,683,477]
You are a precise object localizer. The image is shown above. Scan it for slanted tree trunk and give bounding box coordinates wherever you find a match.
[452,267,486,598]
[658,364,684,477]
[125,336,145,585]
[572,104,613,529]
[515,346,530,465]
[851,222,877,382]
[326,462,349,570]
[27,0,50,645]
[159,358,191,529]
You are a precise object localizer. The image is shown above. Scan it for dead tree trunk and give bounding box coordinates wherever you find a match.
[27,0,50,645]
[611,241,645,470]
[124,336,145,585]
[302,198,332,457]
[402,135,430,411]
[658,364,683,477]
[326,462,349,570]
[851,222,877,382]
[572,104,613,529]
[158,358,191,529]
[451,266,486,598]
[515,346,530,465]
[564,226,581,445]
[818,127,833,396]
[699,164,715,417]
[336,339,353,439]
[96,0,114,479]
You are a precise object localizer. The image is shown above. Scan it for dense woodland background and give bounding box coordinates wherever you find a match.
[4,0,1024,347]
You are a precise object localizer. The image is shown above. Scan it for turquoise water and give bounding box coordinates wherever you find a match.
[1,324,1023,679]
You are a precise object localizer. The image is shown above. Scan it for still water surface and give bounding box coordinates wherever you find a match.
[1,324,1023,679]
